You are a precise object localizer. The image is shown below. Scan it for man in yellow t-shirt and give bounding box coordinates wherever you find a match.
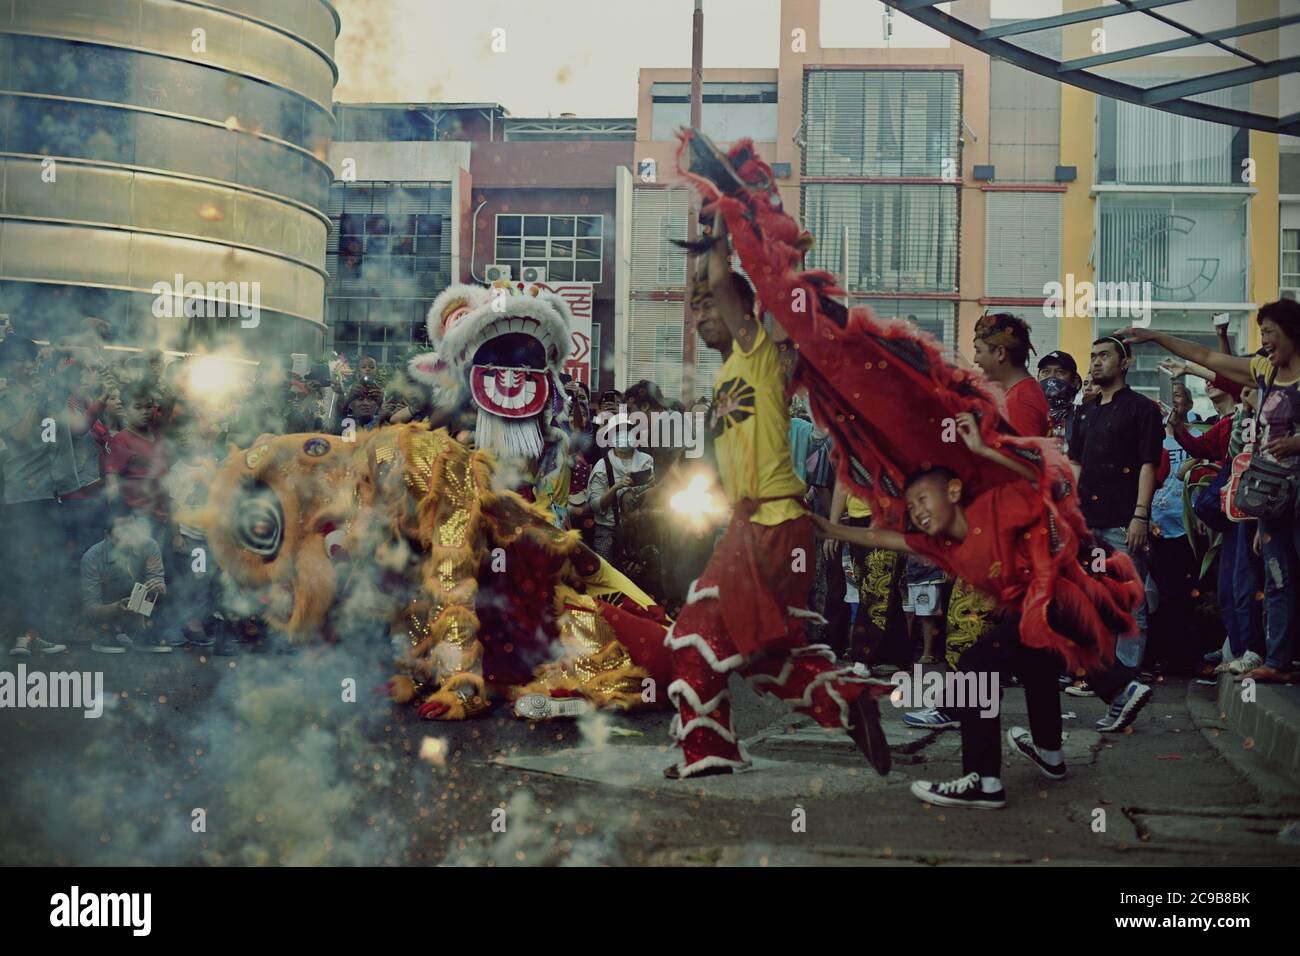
[662,215,891,780]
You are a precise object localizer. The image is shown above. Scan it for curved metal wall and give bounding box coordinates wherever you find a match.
[0,0,339,355]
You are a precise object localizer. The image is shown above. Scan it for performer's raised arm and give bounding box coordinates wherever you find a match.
[703,214,760,354]
[953,412,1037,483]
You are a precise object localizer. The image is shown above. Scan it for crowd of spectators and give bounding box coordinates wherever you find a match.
[0,324,392,657]
[2,300,1298,692]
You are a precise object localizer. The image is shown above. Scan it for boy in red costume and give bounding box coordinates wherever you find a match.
[816,413,1142,808]
[662,218,893,781]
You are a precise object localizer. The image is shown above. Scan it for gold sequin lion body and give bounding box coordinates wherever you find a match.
[198,424,673,719]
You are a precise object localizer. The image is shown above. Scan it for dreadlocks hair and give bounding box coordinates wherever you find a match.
[688,271,758,320]
[975,312,1034,368]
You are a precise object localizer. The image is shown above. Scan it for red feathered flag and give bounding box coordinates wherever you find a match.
[675,130,1142,672]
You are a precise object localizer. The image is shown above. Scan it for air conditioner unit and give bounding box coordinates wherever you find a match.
[520,265,547,284]
[484,263,512,282]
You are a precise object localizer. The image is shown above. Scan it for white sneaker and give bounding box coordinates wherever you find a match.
[92,633,133,654]
[9,636,66,656]
[512,694,593,720]
[1228,651,1264,675]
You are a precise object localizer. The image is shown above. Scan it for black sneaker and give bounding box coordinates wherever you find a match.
[1007,726,1067,780]
[911,772,1005,810]
[663,763,733,780]
[848,692,891,776]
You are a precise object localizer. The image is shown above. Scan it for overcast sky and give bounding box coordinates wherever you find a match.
[332,0,782,117]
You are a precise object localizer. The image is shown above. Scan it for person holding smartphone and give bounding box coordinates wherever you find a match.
[586,413,653,560]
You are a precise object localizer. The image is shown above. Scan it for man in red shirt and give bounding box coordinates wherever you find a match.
[972,313,1050,438]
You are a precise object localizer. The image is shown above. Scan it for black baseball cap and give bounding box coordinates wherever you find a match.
[1037,350,1078,377]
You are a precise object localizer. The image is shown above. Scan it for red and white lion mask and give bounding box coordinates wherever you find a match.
[408,281,574,459]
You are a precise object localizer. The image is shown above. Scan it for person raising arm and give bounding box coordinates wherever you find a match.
[1115,327,1255,386]
[1118,301,1300,462]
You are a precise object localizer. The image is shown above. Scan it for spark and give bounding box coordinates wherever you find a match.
[186,356,241,401]
[419,736,448,768]
[669,472,726,529]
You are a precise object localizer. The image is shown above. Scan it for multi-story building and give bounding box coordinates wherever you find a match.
[326,103,488,366]
[619,70,781,400]
[0,0,340,355]
[1285,136,1300,300]
[1052,3,1281,401]
[623,0,1284,406]
[326,104,633,388]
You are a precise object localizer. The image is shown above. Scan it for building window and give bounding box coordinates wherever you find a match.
[1096,193,1249,304]
[855,298,955,347]
[802,183,958,293]
[985,191,1061,299]
[650,82,779,142]
[329,182,452,297]
[589,323,602,392]
[327,298,430,367]
[494,214,603,283]
[1283,227,1300,299]
[334,106,439,142]
[803,70,961,178]
[1097,96,1249,186]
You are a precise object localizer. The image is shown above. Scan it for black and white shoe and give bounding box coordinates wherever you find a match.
[1007,726,1067,780]
[910,772,1005,810]
[1095,681,1153,732]
[848,692,891,776]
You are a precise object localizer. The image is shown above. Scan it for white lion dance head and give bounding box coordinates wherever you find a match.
[408,281,573,461]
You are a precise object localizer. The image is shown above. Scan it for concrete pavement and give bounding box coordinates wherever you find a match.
[1,643,1297,866]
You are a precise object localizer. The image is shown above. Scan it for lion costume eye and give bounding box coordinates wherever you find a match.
[441,303,472,334]
[235,489,283,559]
[324,526,347,560]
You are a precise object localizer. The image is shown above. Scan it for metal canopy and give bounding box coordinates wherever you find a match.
[882,0,1300,135]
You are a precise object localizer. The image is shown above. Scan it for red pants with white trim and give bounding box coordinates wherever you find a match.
[665,515,876,777]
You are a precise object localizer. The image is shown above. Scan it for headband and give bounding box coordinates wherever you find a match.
[975,314,1034,354]
[1094,335,1131,359]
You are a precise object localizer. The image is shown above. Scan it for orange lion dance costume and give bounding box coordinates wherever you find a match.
[199,425,671,720]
